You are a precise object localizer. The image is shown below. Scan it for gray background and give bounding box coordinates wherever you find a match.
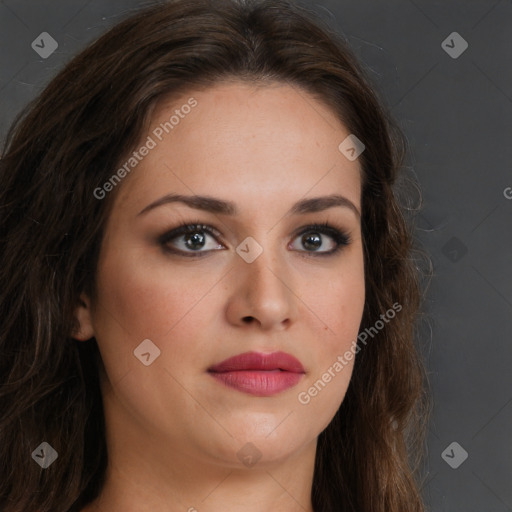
[1,0,511,510]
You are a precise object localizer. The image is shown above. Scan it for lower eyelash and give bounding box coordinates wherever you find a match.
[158,222,220,257]
[295,222,351,256]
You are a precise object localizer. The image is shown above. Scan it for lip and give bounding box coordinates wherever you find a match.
[208,351,305,397]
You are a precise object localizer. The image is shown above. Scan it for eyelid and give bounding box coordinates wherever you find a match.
[293,222,350,240]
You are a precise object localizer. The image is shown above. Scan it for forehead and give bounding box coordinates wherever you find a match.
[113,81,362,215]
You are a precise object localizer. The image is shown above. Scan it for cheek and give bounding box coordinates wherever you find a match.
[90,248,224,385]
[294,287,362,433]
[293,257,364,421]
[313,280,364,333]
[304,257,365,348]
[94,248,220,338]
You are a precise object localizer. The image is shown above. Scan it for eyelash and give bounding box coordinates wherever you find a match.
[158,220,351,258]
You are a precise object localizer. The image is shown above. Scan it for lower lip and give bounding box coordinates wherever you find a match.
[209,370,304,396]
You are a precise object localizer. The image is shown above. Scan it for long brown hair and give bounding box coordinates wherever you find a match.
[0,1,432,510]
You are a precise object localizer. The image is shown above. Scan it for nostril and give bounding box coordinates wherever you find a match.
[242,316,255,324]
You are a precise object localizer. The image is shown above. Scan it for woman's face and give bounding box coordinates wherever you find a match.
[77,81,365,470]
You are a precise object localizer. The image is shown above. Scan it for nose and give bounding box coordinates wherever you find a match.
[225,247,298,331]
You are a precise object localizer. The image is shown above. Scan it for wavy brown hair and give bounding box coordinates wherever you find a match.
[0,0,432,510]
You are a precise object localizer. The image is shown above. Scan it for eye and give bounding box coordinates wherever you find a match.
[289,223,351,256]
[158,223,225,257]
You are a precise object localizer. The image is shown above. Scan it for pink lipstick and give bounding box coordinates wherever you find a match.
[208,351,305,397]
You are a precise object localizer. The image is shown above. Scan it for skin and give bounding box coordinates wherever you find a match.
[74,80,365,512]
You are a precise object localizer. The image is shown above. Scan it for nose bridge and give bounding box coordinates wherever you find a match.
[231,236,296,329]
[242,239,286,297]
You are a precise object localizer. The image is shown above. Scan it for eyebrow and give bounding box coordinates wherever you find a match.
[137,193,360,219]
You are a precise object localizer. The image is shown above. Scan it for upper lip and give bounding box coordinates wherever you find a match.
[208,351,305,373]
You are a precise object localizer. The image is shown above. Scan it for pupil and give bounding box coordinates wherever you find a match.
[185,232,205,250]
[303,232,321,251]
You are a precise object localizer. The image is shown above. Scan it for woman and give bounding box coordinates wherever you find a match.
[0,0,431,510]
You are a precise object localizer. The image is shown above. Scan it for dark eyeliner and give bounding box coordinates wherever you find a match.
[293,221,351,257]
[158,221,223,257]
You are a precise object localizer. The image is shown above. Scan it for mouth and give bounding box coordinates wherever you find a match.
[207,351,305,397]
